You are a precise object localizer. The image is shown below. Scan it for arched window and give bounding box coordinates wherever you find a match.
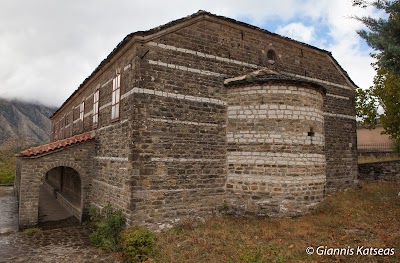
[267,49,277,64]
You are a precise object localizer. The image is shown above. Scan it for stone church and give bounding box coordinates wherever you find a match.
[15,11,358,229]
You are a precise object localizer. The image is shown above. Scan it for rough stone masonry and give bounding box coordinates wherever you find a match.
[15,11,358,230]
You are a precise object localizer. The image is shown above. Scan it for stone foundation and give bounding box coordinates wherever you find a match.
[358,160,400,182]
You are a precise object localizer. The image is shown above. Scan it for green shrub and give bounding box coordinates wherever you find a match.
[392,139,400,154]
[88,205,102,225]
[88,204,125,252]
[0,158,16,184]
[121,226,155,263]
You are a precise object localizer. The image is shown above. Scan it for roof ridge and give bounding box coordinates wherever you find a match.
[51,10,356,119]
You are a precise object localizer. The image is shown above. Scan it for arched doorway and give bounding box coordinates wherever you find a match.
[39,166,83,227]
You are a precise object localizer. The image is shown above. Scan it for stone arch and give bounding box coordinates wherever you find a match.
[17,139,95,230]
[267,49,277,62]
[39,161,89,222]
[259,49,278,67]
[39,161,86,182]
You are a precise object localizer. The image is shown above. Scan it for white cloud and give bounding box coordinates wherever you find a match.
[315,0,379,89]
[276,23,315,43]
[0,0,387,106]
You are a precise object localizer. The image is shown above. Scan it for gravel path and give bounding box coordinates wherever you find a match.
[0,186,18,234]
[0,186,120,263]
[0,227,120,263]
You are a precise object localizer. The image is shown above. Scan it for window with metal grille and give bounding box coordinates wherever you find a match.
[60,116,65,139]
[93,89,99,127]
[65,112,70,126]
[111,74,121,120]
[54,121,59,141]
[79,101,85,121]
[79,101,85,132]
[51,123,55,141]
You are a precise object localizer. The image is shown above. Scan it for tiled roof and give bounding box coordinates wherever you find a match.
[51,10,357,119]
[17,131,94,157]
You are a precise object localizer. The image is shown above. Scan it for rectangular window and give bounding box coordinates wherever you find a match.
[65,112,70,126]
[58,120,61,139]
[54,122,59,141]
[111,74,121,120]
[79,101,85,121]
[93,89,99,127]
[79,101,85,132]
[60,116,65,139]
[51,123,55,141]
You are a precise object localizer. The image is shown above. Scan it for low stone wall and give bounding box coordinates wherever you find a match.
[358,160,400,182]
[57,192,82,221]
[43,180,82,221]
[358,151,395,158]
[43,181,58,197]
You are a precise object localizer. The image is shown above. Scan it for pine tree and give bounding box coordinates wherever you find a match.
[353,0,400,74]
[354,0,400,151]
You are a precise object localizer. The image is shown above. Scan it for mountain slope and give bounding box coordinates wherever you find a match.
[0,98,57,147]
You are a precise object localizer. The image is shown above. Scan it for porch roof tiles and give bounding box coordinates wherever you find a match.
[17,131,94,157]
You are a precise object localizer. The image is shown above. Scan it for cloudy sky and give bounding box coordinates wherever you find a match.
[0,0,385,107]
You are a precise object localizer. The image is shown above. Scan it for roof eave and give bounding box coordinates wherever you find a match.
[51,10,357,119]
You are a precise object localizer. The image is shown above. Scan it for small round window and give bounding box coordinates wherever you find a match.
[267,50,277,64]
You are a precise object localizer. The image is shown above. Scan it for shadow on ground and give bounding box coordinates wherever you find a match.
[38,184,80,230]
[0,186,120,262]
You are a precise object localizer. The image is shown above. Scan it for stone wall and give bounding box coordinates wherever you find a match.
[127,44,227,228]
[358,161,400,181]
[61,167,82,200]
[147,18,357,192]
[39,14,358,229]
[323,84,358,191]
[225,81,326,216]
[49,46,143,224]
[50,44,140,142]
[46,167,62,190]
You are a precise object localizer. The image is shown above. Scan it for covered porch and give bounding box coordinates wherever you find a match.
[14,132,95,230]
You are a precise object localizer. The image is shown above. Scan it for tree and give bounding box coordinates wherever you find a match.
[0,136,32,184]
[0,136,18,184]
[372,68,400,141]
[353,0,400,74]
[355,87,379,128]
[353,0,400,152]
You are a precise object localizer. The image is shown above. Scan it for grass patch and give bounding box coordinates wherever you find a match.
[154,182,400,263]
[0,158,16,184]
[23,227,42,236]
[0,136,20,184]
